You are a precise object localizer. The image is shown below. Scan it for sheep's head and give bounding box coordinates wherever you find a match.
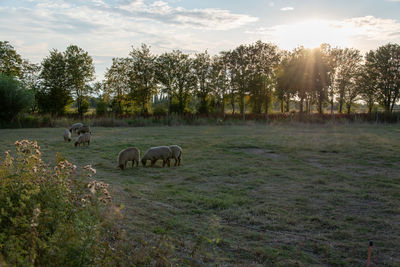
[68,138,71,142]
[141,159,146,166]
[74,141,78,147]
[118,164,124,170]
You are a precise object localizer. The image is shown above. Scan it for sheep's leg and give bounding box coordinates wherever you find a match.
[178,156,181,166]
[151,159,156,167]
[132,160,134,167]
[162,159,166,167]
[167,158,171,167]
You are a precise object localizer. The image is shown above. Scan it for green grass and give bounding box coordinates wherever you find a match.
[0,124,399,265]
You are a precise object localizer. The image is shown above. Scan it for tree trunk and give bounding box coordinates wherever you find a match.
[280,100,284,113]
[285,97,290,112]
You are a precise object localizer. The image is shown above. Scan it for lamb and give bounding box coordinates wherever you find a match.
[168,145,182,166]
[69,122,84,133]
[141,146,172,167]
[63,129,72,142]
[77,125,91,135]
[74,133,91,147]
[118,147,140,170]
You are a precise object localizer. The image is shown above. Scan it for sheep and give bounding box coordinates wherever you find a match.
[77,125,91,135]
[74,133,91,147]
[63,129,72,142]
[141,146,172,167]
[168,145,182,166]
[118,147,140,170]
[69,122,84,133]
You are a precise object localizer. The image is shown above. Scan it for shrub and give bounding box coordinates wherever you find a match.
[0,140,122,266]
[0,74,33,123]
[95,99,108,116]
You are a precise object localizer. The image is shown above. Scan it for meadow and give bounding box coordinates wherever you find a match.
[0,123,399,265]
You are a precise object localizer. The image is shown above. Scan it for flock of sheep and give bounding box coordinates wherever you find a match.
[63,122,182,170]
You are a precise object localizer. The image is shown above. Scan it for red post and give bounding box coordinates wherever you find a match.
[366,240,373,267]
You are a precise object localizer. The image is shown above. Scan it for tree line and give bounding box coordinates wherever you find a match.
[1,40,400,123]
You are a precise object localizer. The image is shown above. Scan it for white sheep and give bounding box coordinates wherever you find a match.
[69,122,84,133]
[168,145,182,166]
[63,129,72,142]
[141,146,172,167]
[74,133,91,147]
[118,147,140,170]
[77,125,91,135]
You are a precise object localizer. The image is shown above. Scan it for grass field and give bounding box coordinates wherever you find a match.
[0,124,399,265]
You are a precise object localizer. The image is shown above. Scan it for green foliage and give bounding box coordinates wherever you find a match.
[0,74,33,123]
[95,99,108,116]
[0,140,122,266]
[77,96,90,115]
[37,50,72,115]
[64,45,95,117]
[0,41,23,77]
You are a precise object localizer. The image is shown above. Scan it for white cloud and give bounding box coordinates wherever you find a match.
[280,7,294,11]
[0,0,258,80]
[246,16,400,52]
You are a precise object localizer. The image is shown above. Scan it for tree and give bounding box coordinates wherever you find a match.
[0,41,22,77]
[309,47,330,114]
[64,45,95,117]
[155,51,180,117]
[246,41,280,116]
[104,57,130,114]
[209,53,230,116]
[174,53,196,114]
[276,51,294,113]
[365,43,400,113]
[333,48,362,113]
[0,74,33,123]
[128,44,157,114]
[193,51,212,114]
[37,50,72,115]
[358,65,378,114]
[20,60,41,112]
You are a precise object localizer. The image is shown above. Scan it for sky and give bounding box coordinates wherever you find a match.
[1,0,400,80]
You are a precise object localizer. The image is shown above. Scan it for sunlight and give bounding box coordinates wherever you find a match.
[272,19,355,49]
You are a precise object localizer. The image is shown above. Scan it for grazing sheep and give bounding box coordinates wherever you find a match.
[168,145,182,166]
[77,125,91,135]
[118,147,140,170]
[63,129,72,142]
[74,133,91,147]
[141,146,172,167]
[69,122,84,133]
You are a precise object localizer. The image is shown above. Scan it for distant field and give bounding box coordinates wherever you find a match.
[0,124,399,265]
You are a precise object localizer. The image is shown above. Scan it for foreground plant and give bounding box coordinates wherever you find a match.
[0,140,123,266]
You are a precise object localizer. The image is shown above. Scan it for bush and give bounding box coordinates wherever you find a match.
[0,74,33,123]
[95,99,108,116]
[0,140,123,266]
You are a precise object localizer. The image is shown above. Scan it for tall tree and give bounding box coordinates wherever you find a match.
[0,74,33,123]
[334,48,362,113]
[246,41,280,116]
[64,45,95,117]
[37,50,72,115]
[365,43,400,113]
[20,60,41,112]
[193,51,212,114]
[0,41,23,78]
[104,57,130,114]
[128,44,157,114]
[358,65,378,114]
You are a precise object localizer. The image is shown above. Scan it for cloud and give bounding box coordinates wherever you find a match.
[280,7,294,11]
[246,16,400,51]
[0,0,257,80]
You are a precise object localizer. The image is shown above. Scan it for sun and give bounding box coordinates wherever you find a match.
[272,19,352,50]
